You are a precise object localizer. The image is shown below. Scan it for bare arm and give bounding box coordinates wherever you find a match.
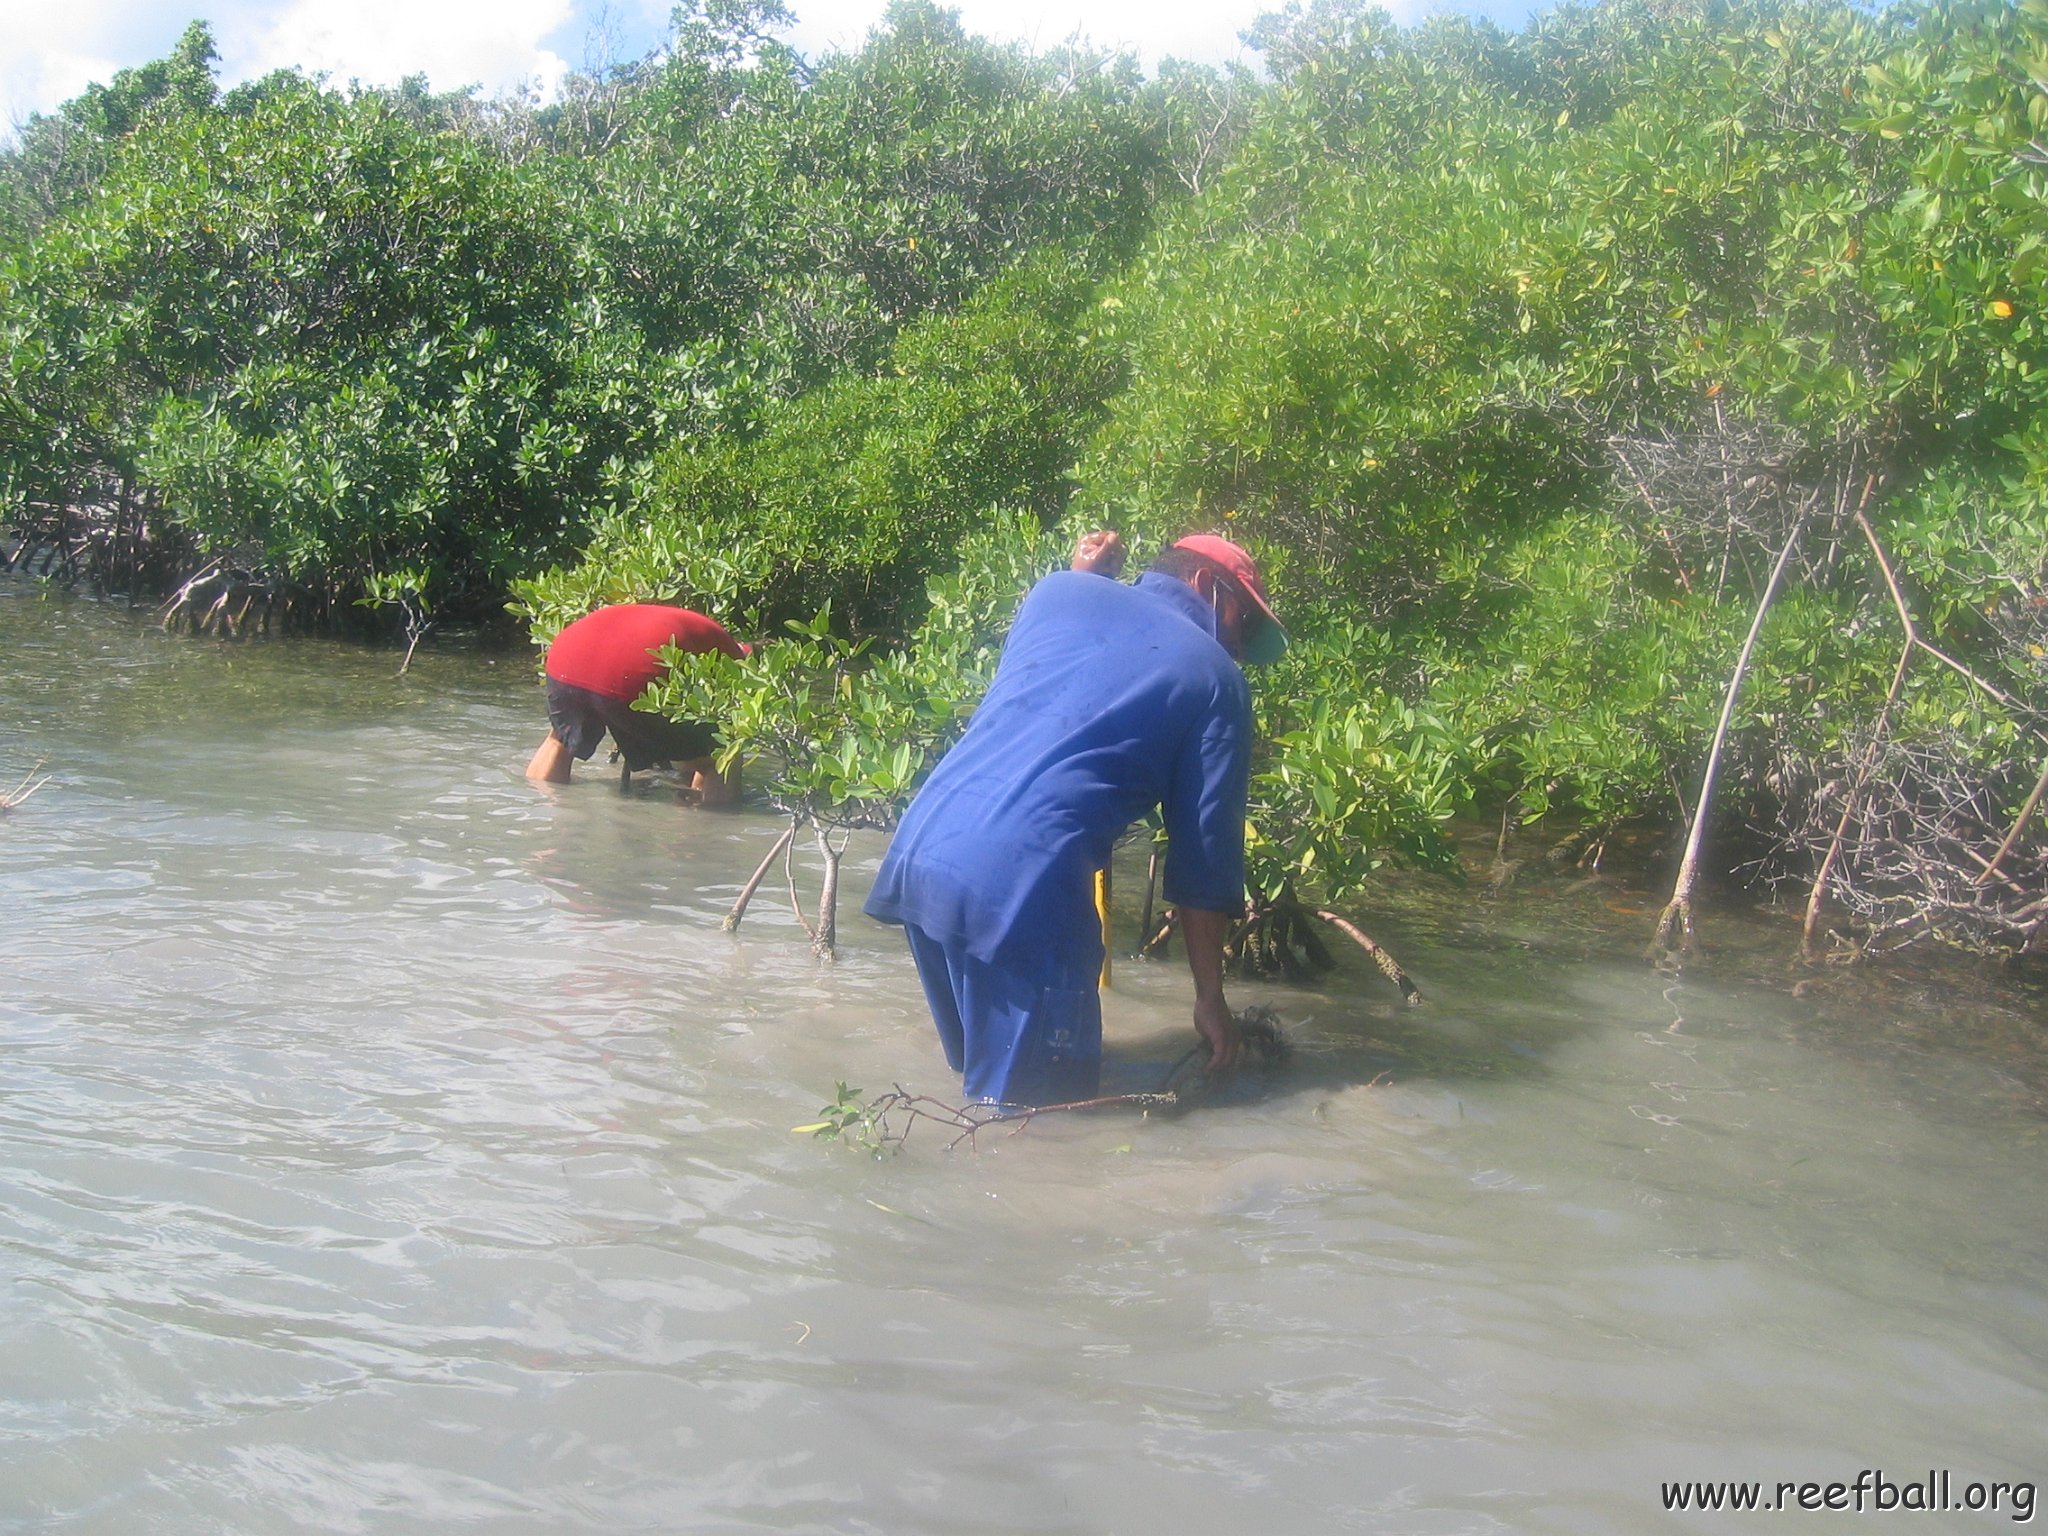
[526,731,574,784]
[1177,906,1241,1073]
[677,755,741,808]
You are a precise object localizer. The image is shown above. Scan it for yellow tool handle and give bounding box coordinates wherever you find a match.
[1094,866,1113,990]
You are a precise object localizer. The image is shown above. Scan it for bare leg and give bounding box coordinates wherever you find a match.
[526,732,574,783]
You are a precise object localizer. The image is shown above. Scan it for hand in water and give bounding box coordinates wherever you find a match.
[1193,992,1242,1074]
[1070,529,1127,579]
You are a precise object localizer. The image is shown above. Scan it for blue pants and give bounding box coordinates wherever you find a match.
[902,924,1103,1107]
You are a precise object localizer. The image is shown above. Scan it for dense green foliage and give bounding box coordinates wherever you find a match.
[1086,0,2044,828]
[512,250,1125,640]
[2,3,1158,620]
[4,0,2044,954]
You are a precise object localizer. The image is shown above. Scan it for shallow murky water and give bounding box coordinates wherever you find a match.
[2,582,2043,1534]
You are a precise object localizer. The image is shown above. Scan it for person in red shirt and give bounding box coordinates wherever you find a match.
[524,604,749,805]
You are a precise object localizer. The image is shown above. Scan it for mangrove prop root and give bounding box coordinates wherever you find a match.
[1788,738,2047,957]
[726,822,797,932]
[1978,753,2048,889]
[1654,514,1806,962]
[1800,484,1906,958]
[1796,503,2047,958]
[1804,632,1912,958]
[1253,913,1286,974]
[813,826,846,961]
[1650,895,1694,960]
[161,559,226,629]
[1275,915,1313,984]
[1313,910,1422,1005]
[1175,896,1403,983]
[1224,901,1316,979]
[784,820,817,945]
[157,561,291,639]
[1225,912,1256,975]
[1296,915,1335,971]
[1141,909,1178,959]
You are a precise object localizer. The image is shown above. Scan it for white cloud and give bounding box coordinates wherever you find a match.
[2,0,1526,135]
[239,0,579,99]
[0,0,594,132]
[0,1,194,130]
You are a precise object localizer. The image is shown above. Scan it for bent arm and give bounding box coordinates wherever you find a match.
[526,731,574,784]
[677,755,741,808]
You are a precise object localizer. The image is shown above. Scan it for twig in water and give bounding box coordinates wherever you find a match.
[2,759,50,812]
[804,1009,1295,1155]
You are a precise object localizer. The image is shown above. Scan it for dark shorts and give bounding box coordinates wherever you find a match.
[545,677,717,772]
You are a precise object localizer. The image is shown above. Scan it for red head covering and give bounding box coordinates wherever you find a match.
[1172,534,1287,664]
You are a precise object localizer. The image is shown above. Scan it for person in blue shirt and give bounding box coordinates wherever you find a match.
[864,529,1288,1106]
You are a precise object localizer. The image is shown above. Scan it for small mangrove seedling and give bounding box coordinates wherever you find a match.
[791,1082,895,1155]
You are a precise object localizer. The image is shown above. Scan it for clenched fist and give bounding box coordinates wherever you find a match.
[1070,529,1127,578]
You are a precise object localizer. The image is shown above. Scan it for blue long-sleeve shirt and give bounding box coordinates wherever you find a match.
[864,570,1253,966]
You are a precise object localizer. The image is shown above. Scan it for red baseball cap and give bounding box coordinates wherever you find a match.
[1172,534,1288,664]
